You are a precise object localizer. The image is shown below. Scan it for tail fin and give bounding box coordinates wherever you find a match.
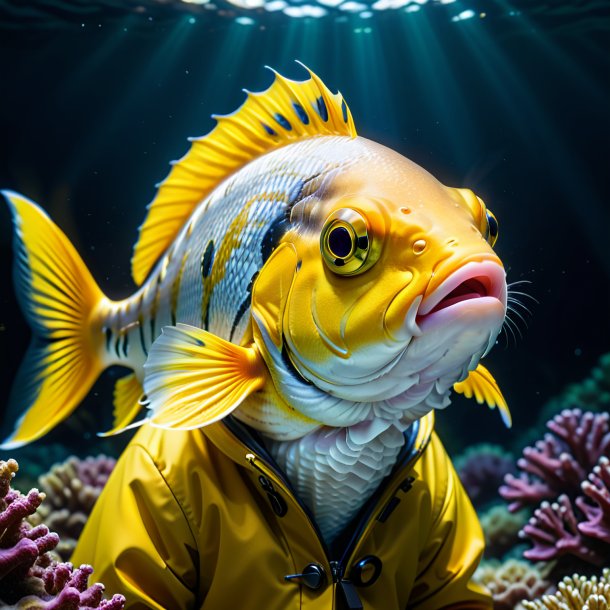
[1,191,107,448]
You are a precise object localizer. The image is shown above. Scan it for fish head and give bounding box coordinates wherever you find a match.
[270,137,506,420]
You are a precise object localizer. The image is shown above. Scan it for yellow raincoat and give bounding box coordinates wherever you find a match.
[73,412,491,609]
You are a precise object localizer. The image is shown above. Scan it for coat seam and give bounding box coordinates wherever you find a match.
[129,442,201,589]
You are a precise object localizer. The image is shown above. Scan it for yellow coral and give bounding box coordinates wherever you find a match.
[522,569,610,610]
[474,559,552,610]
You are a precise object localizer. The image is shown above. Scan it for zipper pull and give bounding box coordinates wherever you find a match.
[338,580,363,610]
[331,561,363,610]
[257,475,288,517]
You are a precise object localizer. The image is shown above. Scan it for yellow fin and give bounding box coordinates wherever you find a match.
[98,373,144,437]
[131,64,357,286]
[251,242,299,350]
[1,191,105,448]
[453,363,512,428]
[143,324,266,429]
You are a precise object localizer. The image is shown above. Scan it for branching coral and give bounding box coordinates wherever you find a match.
[500,410,609,511]
[521,495,607,565]
[577,456,610,545]
[499,409,610,567]
[0,458,125,609]
[28,456,116,561]
[474,559,552,610]
[521,568,610,610]
[454,443,516,509]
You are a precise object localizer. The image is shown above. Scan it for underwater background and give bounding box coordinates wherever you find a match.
[0,0,609,607]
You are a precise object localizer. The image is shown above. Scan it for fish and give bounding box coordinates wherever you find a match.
[1,64,510,450]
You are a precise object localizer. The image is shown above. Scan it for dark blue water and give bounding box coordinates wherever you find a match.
[0,0,609,462]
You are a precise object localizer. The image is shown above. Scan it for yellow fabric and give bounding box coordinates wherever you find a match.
[73,415,491,610]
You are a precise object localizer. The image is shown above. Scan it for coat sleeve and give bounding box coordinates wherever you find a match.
[71,442,199,610]
[408,434,492,610]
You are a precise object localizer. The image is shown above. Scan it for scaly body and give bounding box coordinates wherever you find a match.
[101,139,339,379]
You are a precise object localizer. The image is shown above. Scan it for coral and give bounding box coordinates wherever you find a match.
[474,559,552,610]
[521,495,607,566]
[454,443,516,509]
[500,410,610,512]
[0,458,125,609]
[7,446,69,495]
[577,456,610,545]
[480,504,528,559]
[521,568,610,610]
[28,456,116,561]
[500,409,610,568]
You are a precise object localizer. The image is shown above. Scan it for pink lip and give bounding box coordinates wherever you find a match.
[417,261,507,319]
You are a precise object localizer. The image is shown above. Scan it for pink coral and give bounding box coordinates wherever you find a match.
[0,458,125,609]
[521,495,606,565]
[577,456,610,544]
[500,410,610,567]
[500,410,610,512]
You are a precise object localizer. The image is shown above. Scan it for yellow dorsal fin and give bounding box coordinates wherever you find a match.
[453,363,512,428]
[132,64,357,285]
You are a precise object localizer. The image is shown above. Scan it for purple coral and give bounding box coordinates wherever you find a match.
[499,409,610,567]
[31,455,117,560]
[577,456,610,544]
[500,409,610,512]
[455,444,516,508]
[521,495,607,565]
[0,458,125,609]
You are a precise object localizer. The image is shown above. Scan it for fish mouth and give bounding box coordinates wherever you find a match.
[416,261,507,326]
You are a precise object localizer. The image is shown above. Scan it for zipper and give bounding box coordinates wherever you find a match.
[330,561,363,610]
[225,416,422,609]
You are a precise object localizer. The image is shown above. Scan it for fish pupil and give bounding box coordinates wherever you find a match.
[487,212,498,239]
[328,226,353,259]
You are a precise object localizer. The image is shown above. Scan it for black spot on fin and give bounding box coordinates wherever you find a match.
[293,102,309,125]
[274,113,292,131]
[316,96,328,122]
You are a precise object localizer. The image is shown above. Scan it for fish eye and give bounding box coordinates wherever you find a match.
[321,208,375,275]
[485,210,498,247]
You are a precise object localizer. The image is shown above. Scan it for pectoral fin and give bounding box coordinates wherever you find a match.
[143,324,267,429]
[454,363,512,428]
